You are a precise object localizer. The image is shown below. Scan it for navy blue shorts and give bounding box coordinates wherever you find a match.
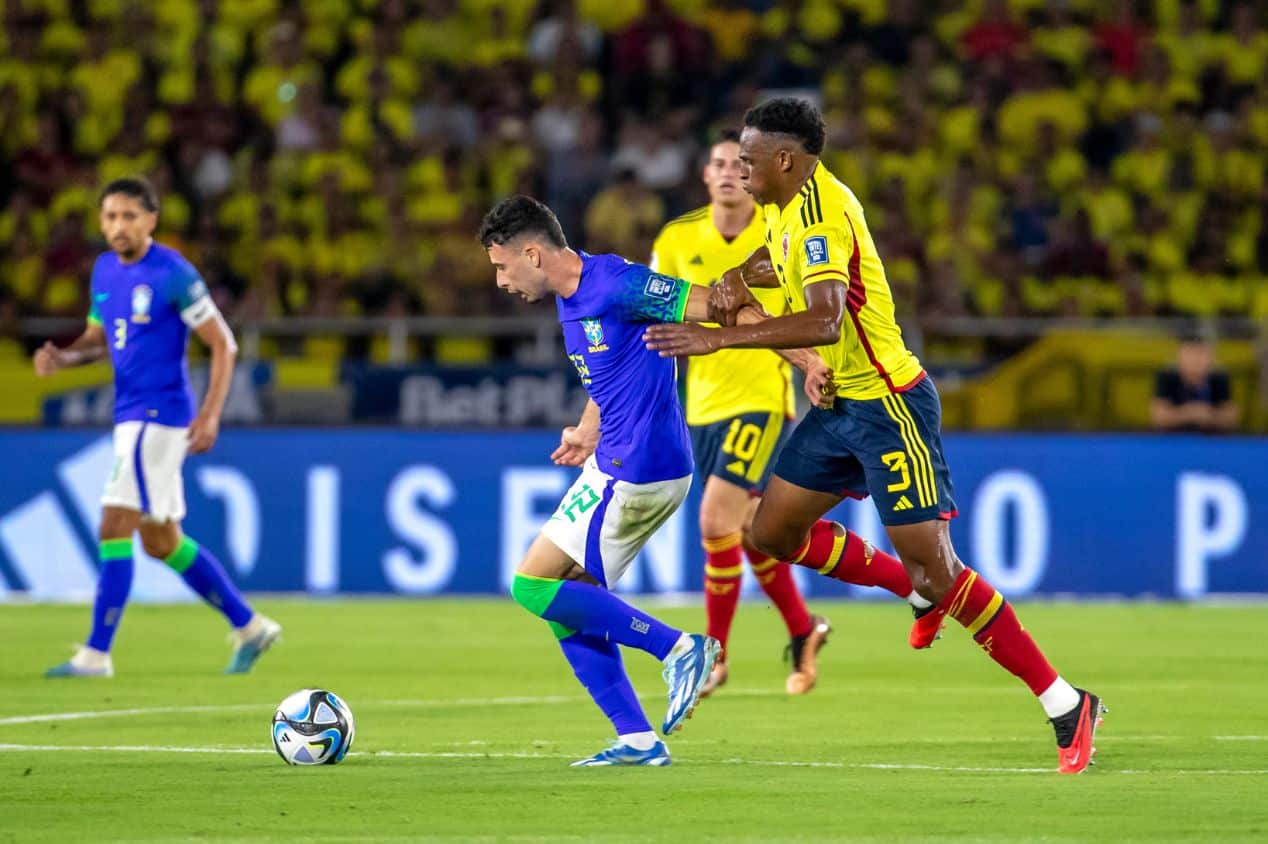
[771,376,957,526]
[689,410,791,494]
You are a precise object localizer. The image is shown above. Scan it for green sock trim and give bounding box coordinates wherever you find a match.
[164,536,199,573]
[510,574,573,639]
[99,538,133,561]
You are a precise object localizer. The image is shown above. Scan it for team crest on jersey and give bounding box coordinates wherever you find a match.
[131,284,153,324]
[804,236,829,266]
[582,318,608,352]
[781,232,790,261]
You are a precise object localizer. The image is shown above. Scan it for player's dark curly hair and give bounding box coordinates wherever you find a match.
[743,98,827,156]
[100,176,159,212]
[479,195,568,249]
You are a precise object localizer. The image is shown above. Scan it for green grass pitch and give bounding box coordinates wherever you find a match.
[3,598,1267,842]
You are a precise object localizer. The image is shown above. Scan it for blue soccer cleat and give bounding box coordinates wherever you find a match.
[225,616,282,674]
[571,739,672,767]
[660,633,721,735]
[45,647,113,678]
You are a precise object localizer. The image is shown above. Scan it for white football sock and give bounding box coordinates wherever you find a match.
[1038,677,1081,719]
[907,591,933,610]
[665,634,693,660]
[71,646,110,670]
[620,731,657,751]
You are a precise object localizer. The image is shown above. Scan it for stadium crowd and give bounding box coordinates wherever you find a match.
[1,0,1266,352]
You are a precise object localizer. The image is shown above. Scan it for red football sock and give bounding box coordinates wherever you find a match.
[787,521,913,599]
[744,544,812,638]
[941,568,1059,696]
[703,533,744,659]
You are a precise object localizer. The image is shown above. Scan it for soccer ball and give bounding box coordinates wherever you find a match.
[271,689,355,765]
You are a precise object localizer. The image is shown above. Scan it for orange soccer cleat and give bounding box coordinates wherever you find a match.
[1051,689,1107,774]
[909,605,946,649]
[785,614,832,695]
[699,659,729,699]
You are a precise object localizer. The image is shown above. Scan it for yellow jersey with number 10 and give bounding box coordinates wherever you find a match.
[763,162,925,400]
[651,205,795,426]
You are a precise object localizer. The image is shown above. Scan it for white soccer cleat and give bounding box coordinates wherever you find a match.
[45,645,114,678]
[225,615,282,674]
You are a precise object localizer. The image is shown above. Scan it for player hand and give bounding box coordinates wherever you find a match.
[552,424,598,466]
[33,341,62,377]
[708,269,758,325]
[803,362,837,410]
[643,323,722,357]
[187,412,220,454]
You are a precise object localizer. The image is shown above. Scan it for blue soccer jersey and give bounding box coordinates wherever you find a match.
[86,242,216,426]
[557,253,694,484]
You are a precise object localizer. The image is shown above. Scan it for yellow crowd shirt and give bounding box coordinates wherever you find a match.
[650,205,794,426]
[763,162,924,399]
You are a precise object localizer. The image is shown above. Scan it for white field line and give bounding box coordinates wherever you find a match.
[0,743,1266,776]
[0,690,788,726]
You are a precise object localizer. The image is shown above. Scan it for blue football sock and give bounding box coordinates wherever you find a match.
[165,536,254,628]
[86,538,135,652]
[542,580,682,660]
[559,632,653,736]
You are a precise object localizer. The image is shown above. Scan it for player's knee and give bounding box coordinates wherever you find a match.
[510,573,558,619]
[749,522,799,562]
[142,535,179,560]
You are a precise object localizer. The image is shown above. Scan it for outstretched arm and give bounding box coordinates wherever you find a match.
[33,323,109,375]
[552,398,600,466]
[645,279,847,354]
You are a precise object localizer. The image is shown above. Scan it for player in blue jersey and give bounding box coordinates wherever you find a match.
[33,177,280,678]
[480,195,832,766]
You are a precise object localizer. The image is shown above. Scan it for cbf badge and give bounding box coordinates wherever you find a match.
[582,318,608,353]
[131,284,153,324]
[781,232,790,261]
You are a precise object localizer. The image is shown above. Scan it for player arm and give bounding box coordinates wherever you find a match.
[552,398,600,467]
[33,321,108,376]
[645,279,846,353]
[186,291,237,454]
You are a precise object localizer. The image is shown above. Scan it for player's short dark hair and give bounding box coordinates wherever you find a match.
[478,195,568,249]
[743,98,827,156]
[100,177,159,212]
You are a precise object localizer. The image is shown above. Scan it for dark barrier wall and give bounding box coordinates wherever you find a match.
[1,430,1263,600]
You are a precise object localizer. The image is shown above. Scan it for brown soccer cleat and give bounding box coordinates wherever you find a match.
[909,605,946,649]
[785,614,832,695]
[699,659,729,699]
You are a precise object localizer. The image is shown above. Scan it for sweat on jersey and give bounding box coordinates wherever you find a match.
[557,252,694,484]
[86,242,217,426]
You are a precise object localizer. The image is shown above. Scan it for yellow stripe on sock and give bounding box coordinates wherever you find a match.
[817,528,847,575]
[705,563,745,579]
[748,556,781,574]
[947,571,978,620]
[702,533,743,553]
[792,537,813,564]
[965,590,1004,636]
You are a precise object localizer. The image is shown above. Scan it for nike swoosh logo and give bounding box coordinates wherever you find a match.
[94,293,109,302]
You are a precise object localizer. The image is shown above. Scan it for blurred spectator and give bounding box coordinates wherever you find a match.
[584,167,664,258]
[1151,334,1239,432]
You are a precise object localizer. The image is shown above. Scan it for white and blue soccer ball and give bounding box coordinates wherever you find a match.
[271,689,355,765]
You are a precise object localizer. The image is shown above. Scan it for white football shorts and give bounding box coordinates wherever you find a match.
[540,455,692,587]
[101,420,189,522]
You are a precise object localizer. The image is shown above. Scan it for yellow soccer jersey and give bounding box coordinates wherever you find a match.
[651,205,794,426]
[763,162,924,400]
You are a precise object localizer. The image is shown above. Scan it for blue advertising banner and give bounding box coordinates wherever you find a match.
[0,430,1264,601]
